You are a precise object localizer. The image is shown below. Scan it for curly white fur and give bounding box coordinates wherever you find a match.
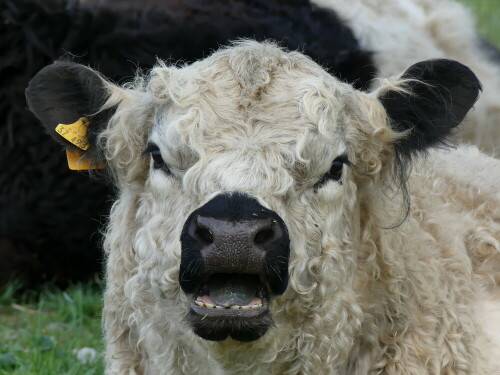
[97,41,500,375]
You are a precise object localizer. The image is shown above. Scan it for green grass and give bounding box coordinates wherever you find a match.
[0,2,498,374]
[0,282,104,375]
[457,0,500,45]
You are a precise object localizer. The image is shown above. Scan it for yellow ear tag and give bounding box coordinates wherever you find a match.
[55,117,91,150]
[55,117,105,170]
[66,149,105,170]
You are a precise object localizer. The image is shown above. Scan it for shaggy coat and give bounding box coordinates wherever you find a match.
[26,42,500,374]
[5,0,499,286]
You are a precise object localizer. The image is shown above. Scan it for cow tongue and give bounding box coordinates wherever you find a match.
[208,274,259,307]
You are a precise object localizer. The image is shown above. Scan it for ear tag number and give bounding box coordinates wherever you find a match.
[65,149,105,170]
[55,117,90,150]
[55,117,104,170]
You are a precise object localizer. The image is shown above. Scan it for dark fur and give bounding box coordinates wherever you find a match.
[74,0,377,90]
[4,0,374,287]
[380,59,482,157]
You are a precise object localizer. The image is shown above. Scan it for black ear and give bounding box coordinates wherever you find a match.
[25,61,112,163]
[379,59,481,158]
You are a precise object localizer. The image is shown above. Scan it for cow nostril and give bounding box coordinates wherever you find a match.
[254,227,275,246]
[195,226,214,245]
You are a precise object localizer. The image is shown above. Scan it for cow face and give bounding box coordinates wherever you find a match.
[27,42,480,344]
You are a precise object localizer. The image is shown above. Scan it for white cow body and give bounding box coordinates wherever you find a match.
[26,40,500,374]
[96,44,500,374]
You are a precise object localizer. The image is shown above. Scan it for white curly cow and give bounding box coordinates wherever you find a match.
[26,42,500,374]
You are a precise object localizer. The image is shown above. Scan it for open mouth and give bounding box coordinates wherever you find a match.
[186,273,273,341]
[192,274,267,311]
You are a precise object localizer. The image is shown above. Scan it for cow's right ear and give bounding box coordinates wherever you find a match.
[377,59,481,160]
[26,61,114,169]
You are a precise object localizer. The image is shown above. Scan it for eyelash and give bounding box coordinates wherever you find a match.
[144,143,172,175]
[314,154,351,190]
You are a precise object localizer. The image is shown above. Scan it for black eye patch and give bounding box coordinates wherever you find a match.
[144,143,172,175]
[314,154,351,191]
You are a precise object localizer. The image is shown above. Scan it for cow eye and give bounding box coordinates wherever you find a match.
[314,154,350,190]
[145,143,172,175]
[329,159,344,181]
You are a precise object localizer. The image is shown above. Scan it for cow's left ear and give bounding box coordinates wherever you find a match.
[26,61,114,169]
[378,59,481,159]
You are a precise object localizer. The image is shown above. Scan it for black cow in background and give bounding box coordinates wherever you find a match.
[0,0,376,287]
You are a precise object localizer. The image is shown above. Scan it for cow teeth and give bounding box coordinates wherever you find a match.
[196,301,262,309]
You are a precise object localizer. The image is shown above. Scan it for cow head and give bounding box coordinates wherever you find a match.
[26,42,480,346]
